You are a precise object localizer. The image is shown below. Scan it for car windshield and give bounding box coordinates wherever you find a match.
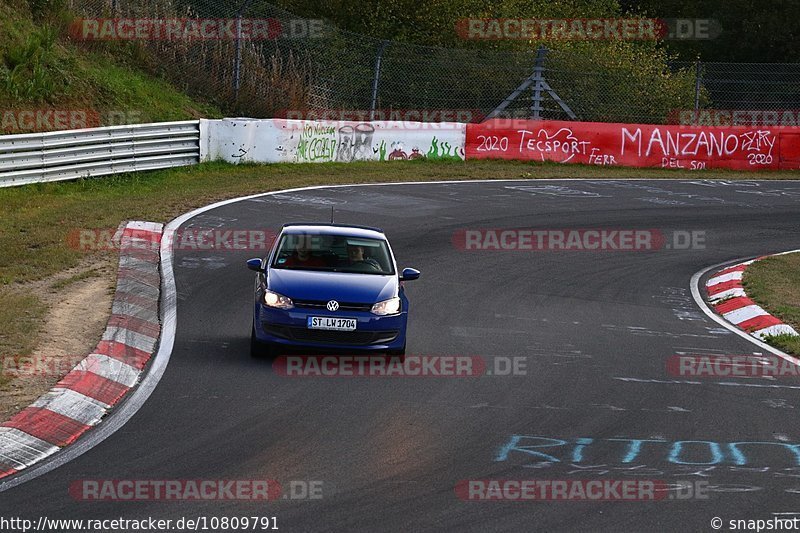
[271,232,395,275]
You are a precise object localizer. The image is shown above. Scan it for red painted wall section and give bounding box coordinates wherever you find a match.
[466,119,796,170]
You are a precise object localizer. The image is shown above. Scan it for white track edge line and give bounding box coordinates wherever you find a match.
[0,221,173,492]
[690,249,800,368]
[2,179,798,490]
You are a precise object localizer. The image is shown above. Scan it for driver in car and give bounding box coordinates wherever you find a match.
[345,243,381,270]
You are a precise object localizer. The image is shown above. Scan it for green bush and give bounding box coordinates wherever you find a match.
[27,0,67,20]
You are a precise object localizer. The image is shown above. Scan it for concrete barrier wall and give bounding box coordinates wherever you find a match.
[2,117,794,189]
[466,118,798,170]
[200,118,467,164]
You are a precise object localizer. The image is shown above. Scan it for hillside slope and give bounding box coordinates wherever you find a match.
[0,0,221,133]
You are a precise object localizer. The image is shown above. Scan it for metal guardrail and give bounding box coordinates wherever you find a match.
[0,121,201,188]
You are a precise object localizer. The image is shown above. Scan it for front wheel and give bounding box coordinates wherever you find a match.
[251,325,279,358]
[387,344,406,359]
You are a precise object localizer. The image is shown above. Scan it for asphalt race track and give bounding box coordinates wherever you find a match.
[4,179,800,532]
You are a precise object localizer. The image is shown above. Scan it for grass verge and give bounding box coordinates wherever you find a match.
[1,158,799,374]
[743,252,800,355]
[0,291,46,387]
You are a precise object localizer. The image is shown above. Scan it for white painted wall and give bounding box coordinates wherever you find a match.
[201,118,466,164]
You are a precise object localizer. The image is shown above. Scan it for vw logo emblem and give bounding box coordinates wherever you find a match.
[326,300,339,311]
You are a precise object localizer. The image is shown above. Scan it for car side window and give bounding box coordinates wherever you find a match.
[368,246,390,271]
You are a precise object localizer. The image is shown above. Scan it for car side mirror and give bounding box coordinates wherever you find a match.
[400,268,420,281]
[246,258,263,272]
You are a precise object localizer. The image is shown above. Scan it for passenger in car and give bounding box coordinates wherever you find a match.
[284,238,327,267]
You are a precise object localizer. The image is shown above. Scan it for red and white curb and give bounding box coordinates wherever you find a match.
[706,256,799,340]
[0,221,163,479]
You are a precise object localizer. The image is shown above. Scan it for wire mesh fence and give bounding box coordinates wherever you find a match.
[66,0,800,125]
[670,61,800,125]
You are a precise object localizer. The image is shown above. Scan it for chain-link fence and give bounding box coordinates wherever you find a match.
[66,0,800,125]
[670,61,800,124]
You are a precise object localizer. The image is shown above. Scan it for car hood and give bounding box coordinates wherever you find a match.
[267,269,397,303]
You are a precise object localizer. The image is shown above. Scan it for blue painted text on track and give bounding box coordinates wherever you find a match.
[495,436,800,466]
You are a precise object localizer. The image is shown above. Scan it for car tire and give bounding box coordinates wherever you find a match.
[250,325,280,358]
[250,325,264,358]
[387,344,406,360]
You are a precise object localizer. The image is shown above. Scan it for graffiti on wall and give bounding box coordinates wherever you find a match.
[293,122,465,163]
[466,119,789,170]
[296,123,337,162]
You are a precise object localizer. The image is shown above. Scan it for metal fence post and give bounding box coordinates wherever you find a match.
[370,40,390,121]
[233,0,255,102]
[487,45,573,121]
[234,15,243,101]
[531,46,548,120]
[694,60,702,125]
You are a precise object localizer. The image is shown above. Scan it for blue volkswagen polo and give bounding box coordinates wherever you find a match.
[247,223,420,357]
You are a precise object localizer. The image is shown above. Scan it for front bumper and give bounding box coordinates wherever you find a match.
[253,304,407,351]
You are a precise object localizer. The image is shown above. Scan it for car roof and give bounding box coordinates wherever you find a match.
[281,223,386,240]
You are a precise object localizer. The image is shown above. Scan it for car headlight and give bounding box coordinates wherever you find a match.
[263,289,294,309]
[371,297,401,316]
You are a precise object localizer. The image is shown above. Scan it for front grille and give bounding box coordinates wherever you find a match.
[263,324,398,345]
[293,299,373,312]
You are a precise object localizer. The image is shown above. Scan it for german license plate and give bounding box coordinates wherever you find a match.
[307,316,357,331]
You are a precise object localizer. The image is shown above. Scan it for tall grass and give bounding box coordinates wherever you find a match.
[68,0,312,116]
[1,24,69,102]
[0,0,222,130]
